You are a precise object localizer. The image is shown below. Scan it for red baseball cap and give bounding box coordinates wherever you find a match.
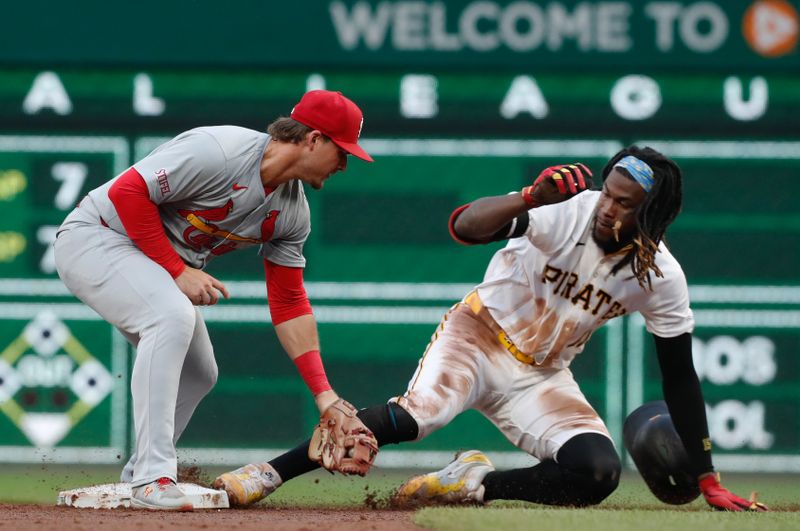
[290,90,373,162]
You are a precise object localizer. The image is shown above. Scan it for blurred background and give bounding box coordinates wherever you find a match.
[0,0,797,477]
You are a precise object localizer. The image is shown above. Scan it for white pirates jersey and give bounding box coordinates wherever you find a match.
[85,126,310,269]
[476,190,694,369]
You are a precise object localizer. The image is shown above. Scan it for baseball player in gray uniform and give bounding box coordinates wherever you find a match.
[214,146,766,512]
[53,90,373,510]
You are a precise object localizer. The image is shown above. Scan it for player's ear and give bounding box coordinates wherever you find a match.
[307,130,323,148]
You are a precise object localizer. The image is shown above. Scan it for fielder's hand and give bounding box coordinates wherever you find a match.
[175,267,229,306]
[521,163,593,207]
[308,398,379,476]
[699,473,768,511]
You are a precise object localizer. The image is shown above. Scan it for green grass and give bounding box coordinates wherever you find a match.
[417,473,800,531]
[417,507,800,531]
[1,465,798,531]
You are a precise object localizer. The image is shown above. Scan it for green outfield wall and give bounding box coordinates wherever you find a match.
[0,0,798,472]
[0,135,798,471]
[2,1,797,70]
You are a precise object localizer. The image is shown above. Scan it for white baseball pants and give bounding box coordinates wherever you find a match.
[394,301,612,461]
[54,201,217,487]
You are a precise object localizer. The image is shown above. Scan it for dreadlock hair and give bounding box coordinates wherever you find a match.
[603,146,683,291]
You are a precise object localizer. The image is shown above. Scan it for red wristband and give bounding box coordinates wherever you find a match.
[293,350,332,396]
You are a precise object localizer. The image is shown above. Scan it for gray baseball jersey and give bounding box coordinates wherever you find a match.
[86,126,310,269]
[54,126,312,488]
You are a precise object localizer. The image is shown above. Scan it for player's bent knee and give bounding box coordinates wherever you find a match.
[204,362,219,391]
[147,298,197,337]
[557,432,621,505]
[583,455,621,504]
[195,361,218,393]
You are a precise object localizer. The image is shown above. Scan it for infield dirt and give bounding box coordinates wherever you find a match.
[0,504,421,531]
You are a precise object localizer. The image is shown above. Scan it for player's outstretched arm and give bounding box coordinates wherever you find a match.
[274,314,378,476]
[273,314,338,410]
[698,472,768,511]
[654,333,768,511]
[266,260,379,476]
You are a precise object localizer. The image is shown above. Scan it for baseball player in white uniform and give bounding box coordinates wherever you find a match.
[53,90,374,510]
[214,146,766,512]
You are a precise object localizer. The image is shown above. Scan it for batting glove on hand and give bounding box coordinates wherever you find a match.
[699,473,768,512]
[521,163,593,207]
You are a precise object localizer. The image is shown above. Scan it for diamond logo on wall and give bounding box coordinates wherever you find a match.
[0,311,113,447]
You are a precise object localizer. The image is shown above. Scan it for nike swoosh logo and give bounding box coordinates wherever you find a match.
[232,183,248,191]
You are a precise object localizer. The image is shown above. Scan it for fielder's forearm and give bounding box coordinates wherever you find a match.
[275,315,338,411]
[274,314,320,361]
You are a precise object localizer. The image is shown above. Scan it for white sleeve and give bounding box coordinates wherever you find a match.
[524,199,582,254]
[640,267,695,338]
[133,130,228,205]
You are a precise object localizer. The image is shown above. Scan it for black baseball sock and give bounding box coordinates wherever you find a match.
[269,402,418,482]
[268,437,318,481]
[357,402,419,444]
[482,433,621,506]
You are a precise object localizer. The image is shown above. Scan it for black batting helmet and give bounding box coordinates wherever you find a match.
[623,401,701,505]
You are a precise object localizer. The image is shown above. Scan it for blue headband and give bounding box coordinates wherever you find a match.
[614,156,654,193]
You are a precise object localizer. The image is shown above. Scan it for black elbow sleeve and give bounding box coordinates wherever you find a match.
[488,213,529,242]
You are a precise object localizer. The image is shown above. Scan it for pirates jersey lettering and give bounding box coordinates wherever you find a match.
[475,191,694,369]
[541,265,627,320]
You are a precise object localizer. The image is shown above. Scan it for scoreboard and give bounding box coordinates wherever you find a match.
[3,69,799,137]
[0,0,799,471]
[0,137,128,278]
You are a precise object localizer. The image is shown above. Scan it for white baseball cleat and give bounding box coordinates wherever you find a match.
[130,477,193,511]
[212,463,282,506]
[393,450,495,507]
